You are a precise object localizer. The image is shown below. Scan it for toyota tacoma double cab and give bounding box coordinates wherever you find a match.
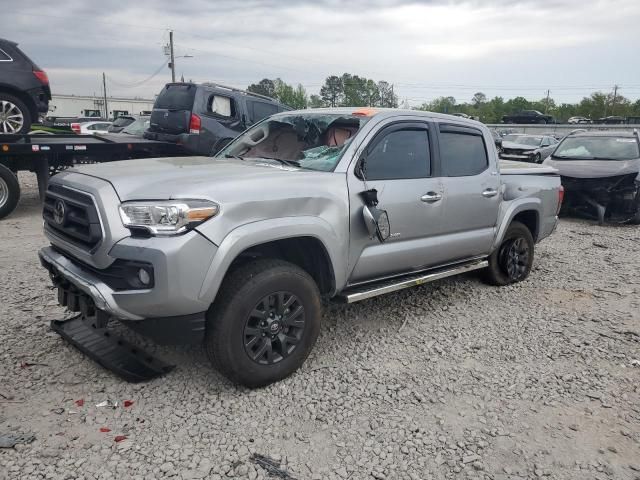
[39,108,563,387]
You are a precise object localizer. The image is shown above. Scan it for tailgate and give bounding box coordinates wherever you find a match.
[148,84,196,135]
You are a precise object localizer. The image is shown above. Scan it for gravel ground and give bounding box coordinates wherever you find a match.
[1,173,639,480]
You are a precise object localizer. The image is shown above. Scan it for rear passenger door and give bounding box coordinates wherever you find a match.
[437,124,499,260]
[347,121,445,283]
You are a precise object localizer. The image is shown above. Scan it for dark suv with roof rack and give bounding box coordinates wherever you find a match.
[0,38,51,134]
[144,82,291,155]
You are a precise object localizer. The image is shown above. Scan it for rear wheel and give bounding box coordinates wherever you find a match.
[0,93,32,134]
[205,258,321,388]
[483,221,534,286]
[0,163,20,219]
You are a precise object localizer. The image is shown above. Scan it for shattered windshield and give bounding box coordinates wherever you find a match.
[512,136,542,147]
[217,113,369,171]
[553,137,640,160]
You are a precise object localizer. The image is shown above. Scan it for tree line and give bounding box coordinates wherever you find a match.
[247,73,398,110]
[247,75,640,122]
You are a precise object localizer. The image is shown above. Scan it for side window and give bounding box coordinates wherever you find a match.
[439,131,488,177]
[207,95,234,118]
[541,137,550,146]
[0,48,12,61]
[365,129,431,180]
[249,101,279,123]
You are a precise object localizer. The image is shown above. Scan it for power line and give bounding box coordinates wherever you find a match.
[105,61,168,88]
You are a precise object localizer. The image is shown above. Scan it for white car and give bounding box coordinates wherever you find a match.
[567,116,591,124]
[71,121,112,135]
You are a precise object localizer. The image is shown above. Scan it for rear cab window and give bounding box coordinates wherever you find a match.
[154,84,197,110]
[438,124,489,176]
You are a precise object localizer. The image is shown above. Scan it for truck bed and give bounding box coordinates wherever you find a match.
[499,159,558,176]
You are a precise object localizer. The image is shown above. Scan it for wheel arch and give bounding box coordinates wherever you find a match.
[493,199,541,250]
[198,217,345,304]
[0,84,37,120]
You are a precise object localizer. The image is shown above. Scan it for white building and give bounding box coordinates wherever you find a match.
[48,94,156,119]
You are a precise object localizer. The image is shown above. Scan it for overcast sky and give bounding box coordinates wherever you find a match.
[4,0,640,106]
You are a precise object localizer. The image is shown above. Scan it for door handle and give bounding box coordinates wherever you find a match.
[421,192,442,203]
[482,188,498,198]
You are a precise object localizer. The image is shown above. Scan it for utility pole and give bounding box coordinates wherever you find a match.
[102,72,108,119]
[169,30,176,83]
[611,84,619,115]
[544,89,550,113]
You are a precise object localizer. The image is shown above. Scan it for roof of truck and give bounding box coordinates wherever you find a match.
[275,107,484,127]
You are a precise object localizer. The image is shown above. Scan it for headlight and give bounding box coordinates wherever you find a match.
[119,200,219,235]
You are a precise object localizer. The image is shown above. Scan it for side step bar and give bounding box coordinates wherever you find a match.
[336,259,488,304]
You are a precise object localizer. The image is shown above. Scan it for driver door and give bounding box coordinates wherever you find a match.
[347,120,445,283]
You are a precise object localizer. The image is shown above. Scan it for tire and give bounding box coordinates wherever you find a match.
[483,221,534,286]
[538,119,547,124]
[205,258,322,388]
[0,93,32,134]
[0,163,20,219]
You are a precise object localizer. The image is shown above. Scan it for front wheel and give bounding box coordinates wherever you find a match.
[205,258,321,388]
[483,221,534,286]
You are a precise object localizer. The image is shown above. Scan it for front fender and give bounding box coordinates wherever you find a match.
[197,216,346,304]
[492,197,541,250]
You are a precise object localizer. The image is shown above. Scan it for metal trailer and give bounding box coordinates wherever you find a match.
[0,133,187,219]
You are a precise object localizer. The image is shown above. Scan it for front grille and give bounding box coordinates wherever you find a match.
[43,184,103,251]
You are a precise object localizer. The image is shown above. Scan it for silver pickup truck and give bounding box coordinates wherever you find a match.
[38,108,563,387]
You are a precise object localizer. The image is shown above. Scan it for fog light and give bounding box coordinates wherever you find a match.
[138,268,151,286]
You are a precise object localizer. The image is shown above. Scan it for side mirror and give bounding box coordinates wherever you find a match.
[362,205,391,242]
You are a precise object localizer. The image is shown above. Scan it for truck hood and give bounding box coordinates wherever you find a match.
[543,157,640,179]
[70,156,333,201]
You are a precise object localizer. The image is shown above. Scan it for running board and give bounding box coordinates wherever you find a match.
[51,315,175,382]
[336,260,488,304]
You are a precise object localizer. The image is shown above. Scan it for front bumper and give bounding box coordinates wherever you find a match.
[499,153,535,162]
[39,230,217,321]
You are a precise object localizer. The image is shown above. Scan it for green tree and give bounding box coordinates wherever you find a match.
[472,92,487,107]
[308,94,324,108]
[320,75,344,107]
[377,81,398,108]
[273,79,308,109]
[247,78,276,98]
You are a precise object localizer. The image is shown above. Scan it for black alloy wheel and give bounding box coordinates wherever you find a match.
[243,291,306,365]
[498,237,530,282]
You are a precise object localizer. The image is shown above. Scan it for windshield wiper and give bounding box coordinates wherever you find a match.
[225,153,245,161]
[258,156,302,168]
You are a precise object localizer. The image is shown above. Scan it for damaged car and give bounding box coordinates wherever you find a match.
[544,131,640,224]
[499,134,559,163]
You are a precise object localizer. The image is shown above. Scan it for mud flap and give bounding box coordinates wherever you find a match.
[51,315,175,382]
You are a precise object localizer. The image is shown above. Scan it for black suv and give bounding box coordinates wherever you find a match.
[0,38,51,134]
[144,82,291,155]
[502,110,554,124]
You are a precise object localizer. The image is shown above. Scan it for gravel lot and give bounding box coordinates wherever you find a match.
[1,173,639,480]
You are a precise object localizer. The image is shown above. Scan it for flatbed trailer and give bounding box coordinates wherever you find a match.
[0,133,187,219]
